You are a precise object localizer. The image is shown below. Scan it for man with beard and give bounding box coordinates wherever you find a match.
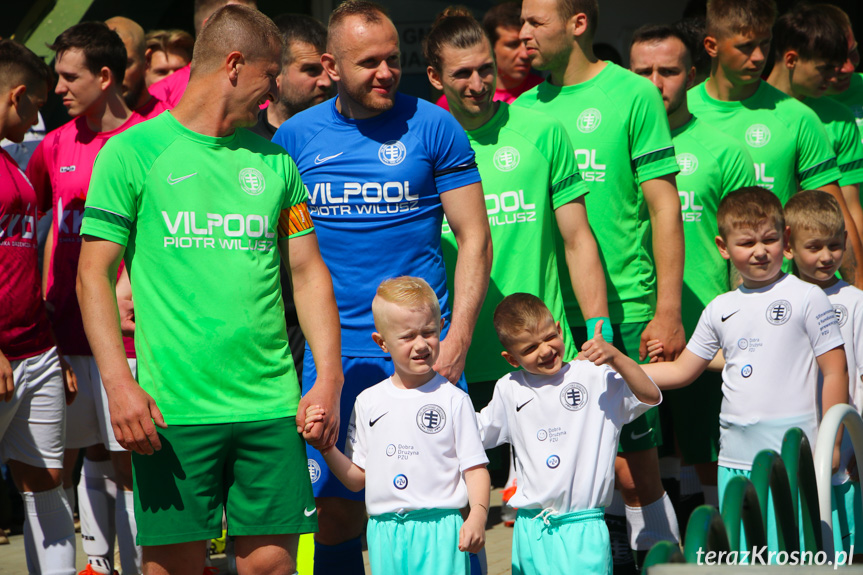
[106,17,167,119]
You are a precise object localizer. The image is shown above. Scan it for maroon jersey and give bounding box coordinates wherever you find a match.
[0,148,53,360]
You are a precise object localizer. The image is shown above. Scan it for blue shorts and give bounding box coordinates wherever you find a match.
[302,349,467,499]
[367,508,468,575]
[513,508,610,575]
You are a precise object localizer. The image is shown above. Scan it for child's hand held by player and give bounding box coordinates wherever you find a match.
[301,405,327,439]
[645,339,665,363]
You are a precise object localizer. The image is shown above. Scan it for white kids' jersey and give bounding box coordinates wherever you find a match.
[823,280,863,485]
[476,360,657,513]
[687,273,843,470]
[345,374,489,516]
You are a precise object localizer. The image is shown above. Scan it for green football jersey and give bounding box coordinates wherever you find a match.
[688,81,841,204]
[441,103,585,383]
[828,73,863,143]
[514,62,679,325]
[672,116,756,336]
[804,96,863,187]
[80,112,313,425]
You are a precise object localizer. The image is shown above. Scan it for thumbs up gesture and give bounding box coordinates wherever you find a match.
[579,320,622,368]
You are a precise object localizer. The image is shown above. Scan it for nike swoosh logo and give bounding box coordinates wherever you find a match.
[369,412,388,427]
[630,428,653,441]
[721,310,739,322]
[314,152,343,164]
[167,172,198,185]
[516,399,533,412]
[304,507,317,517]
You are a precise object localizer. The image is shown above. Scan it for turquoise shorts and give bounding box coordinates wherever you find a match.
[367,508,468,575]
[513,508,611,575]
[832,481,863,554]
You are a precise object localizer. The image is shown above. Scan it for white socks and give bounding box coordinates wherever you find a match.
[625,492,681,549]
[23,486,76,575]
[607,489,626,516]
[78,458,116,573]
[116,489,142,574]
[680,465,701,496]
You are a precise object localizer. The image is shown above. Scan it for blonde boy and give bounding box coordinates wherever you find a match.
[477,293,661,575]
[643,187,847,546]
[307,277,490,575]
[785,190,863,554]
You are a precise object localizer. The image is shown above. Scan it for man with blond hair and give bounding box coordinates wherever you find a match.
[78,6,343,574]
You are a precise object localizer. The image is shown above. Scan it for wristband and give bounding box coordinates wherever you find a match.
[586,316,613,342]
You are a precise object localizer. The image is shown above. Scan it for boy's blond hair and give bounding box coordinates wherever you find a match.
[372,276,441,330]
[717,186,785,240]
[785,190,845,239]
[493,293,554,349]
[706,0,776,39]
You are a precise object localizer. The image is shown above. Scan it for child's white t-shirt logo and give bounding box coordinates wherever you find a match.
[416,405,446,433]
[766,300,792,325]
[560,383,588,411]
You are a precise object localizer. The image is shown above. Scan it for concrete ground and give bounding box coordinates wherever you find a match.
[0,488,514,575]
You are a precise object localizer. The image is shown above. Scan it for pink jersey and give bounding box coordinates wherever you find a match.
[27,114,144,356]
[148,64,190,109]
[0,149,53,361]
[436,73,545,110]
[136,93,168,120]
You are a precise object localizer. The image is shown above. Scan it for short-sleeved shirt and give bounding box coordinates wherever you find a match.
[27,114,145,356]
[828,74,863,143]
[672,116,756,335]
[687,273,843,469]
[514,62,680,324]
[688,81,841,204]
[823,280,863,484]
[441,103,585,382]
[0,148,53,361]
[147,64,189,109]
[273,94,481,356]
[80,112,314,425]
[804,97,863,187]
[477,360,657,512]
[345,374,489,516]
[436,73,544,110]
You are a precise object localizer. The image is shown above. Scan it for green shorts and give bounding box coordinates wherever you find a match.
[658,370,722,463]
[833,481,863,554]
[367,508,468,575]
[572,321,660,452]
[132,416,316,546]
[513,508,611,575]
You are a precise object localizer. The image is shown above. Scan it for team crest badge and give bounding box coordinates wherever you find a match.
[745,124,771,148]
[560,382,588,411]
[416,404,446,433]
[834,304,848,327]
[766,300,792,325]
[239,167,266,195]
[576,108,602,133]
[308,459,322,483]
[677,153,699,176]
[378,140,406,166]
[493,146,520,171]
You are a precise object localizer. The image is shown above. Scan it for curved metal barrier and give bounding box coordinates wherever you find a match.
[642,405,863,572]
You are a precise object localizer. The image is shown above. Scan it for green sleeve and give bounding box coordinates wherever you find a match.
[279,153,315,240]
[628,83,679,184]
[835,116,863,187]
[80,139,139,246]
[546,119,589,210]
[796,112,842,189]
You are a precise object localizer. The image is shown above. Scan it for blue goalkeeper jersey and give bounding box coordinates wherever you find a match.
[273,94,481,356]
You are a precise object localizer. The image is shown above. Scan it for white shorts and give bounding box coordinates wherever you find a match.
[0,348,66,469]
[65,355,137,452]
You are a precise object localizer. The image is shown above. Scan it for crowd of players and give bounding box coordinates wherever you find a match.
[1,0,863,573]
